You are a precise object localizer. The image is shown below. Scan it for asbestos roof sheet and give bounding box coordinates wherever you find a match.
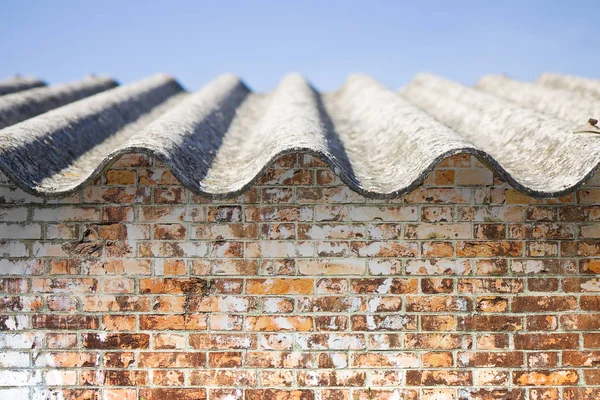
[0,72,599,199]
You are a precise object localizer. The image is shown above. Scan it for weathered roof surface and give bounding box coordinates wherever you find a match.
[0,76,46,96]
[0,76,118,129]
[0,72,598,199]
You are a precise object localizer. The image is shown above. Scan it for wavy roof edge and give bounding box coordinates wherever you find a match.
[0,72,599,200]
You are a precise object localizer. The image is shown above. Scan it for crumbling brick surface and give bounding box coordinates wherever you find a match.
[0,152,598,399]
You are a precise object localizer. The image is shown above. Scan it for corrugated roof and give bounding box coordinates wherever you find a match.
[0,72,598,199]
[0,76,46,96]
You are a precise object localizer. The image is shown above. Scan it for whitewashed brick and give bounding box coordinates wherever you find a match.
[0,223,41,239]
[0,259,44,275]
[33,207,99,222]
[32,242,67,257]
[348,206,418,222]
[0,241,28,257]
[0,351,29,367]
[0,333,42,349]
[0,208,28,222]
[0,370,41,386]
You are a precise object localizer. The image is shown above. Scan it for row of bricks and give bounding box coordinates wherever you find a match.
[3,331,600,351]
[3,204,600,224]
[3,313,600,332]
[0,292,600,314]
[7,349,600,368]
[0,386,596,400]
[0,294,599,318]
[1,258,597,277]
[93,167,496,188]
[0,151,492,186]
[1,276,600,295]
[2,222,599,241]
[2,331,598,353]
[2,205,598,224]
[4,240,600,259]
[0,367,599,387]
[3,183,599,206]
[5,349,600,370]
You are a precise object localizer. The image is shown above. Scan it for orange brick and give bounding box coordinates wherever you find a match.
[105,170,136,185]
[245,316,313,332]
[246,278,313,295]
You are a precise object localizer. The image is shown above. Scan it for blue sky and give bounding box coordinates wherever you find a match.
[1,0,598,92]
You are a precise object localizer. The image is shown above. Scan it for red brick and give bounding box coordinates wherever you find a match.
[350,241,418,257]
[245,389,313,400]
[104,370,147,386]
[421,315,455,331]
[138,352,207,368]
[476,334,509,350]
[34,351,97,367]
[104,352,134,368]
[458,278,523,293]
[514,334,579,350]
[245,351,314,368]
[421,241,454,257]
[422,352,453,367]
[406,370,472,386]
[350,278,418,294]
[513,369,578,386]
[154,188,186,204]
[152,369,185,386]
[511,296,577,312]
[190,369,256,386]
[353,389,418,400]
[421,278,453,294]
[102,315,136,331]
[139,278,208,294]
[208,351,242,368]
[562,351,600,366]
[458,315,522,331]
[526,352,558,368]
[246,278,313,295]
[584,333,600,348]
[139,388,206,400]
[561,313,600,330]
[351,315,417,331]
[563,277,600,292]
[456,241,522,257]
[457,351,523,367]
[526,315,558,331]
[407,296,471,312]
[83,333,149,349]
[404,333,472,350]
[564,388,600,400]
[5,151,600,398]
[189,334,256,350]
[581,296,600,310]
[350,352,418,368]
[527,277,559,292]
[474,223,506,239]
[459,389,525,400]
[140,314,207,330]
[476,296,508,312]
[245,316,313,332]
[296,370,366,386]
[32,315,99,330]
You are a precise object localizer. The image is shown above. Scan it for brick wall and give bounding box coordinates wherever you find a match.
[0,152,599,400]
